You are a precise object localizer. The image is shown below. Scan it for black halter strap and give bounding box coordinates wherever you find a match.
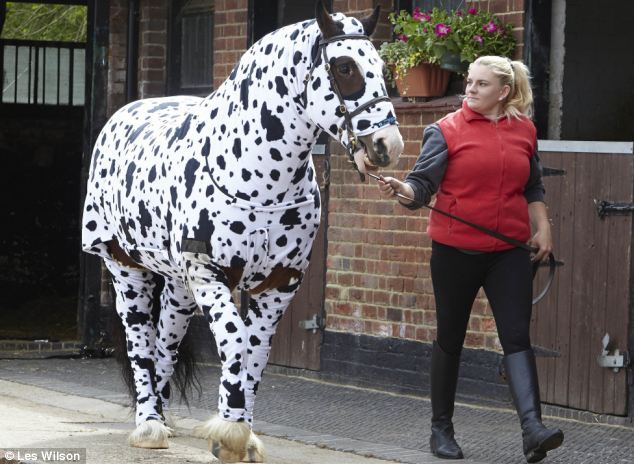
[302,34,392,163]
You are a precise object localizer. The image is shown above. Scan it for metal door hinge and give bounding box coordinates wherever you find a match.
[597,333,628,372]
[299,314,325,333]
[542,166,566,177]
[594,200,634,219]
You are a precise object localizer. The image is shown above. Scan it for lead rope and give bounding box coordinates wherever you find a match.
[365,172,557,305]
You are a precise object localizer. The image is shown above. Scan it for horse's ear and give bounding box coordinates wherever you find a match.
[360,5,381,36]
[316,0,338,39]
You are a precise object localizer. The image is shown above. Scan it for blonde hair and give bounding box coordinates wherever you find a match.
[469,55,534,119]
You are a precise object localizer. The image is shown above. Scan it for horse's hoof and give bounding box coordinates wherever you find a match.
[128,420,170,449]
[195,416,251,463]
[245,431,266,462]
[210,440,246,463]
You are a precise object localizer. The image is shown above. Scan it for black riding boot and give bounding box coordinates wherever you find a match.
[504,350,564,463]
[430,341,464,459]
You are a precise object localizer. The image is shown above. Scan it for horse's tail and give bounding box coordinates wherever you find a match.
[108,274,202,411]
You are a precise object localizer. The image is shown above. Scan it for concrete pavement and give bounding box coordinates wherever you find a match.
[0,355,632,463]
[0,380,404,464]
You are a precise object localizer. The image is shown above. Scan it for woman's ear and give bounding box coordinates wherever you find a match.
[499,84,511,101]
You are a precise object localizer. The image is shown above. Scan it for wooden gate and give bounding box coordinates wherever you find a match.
[532,141,634,415]
[268,144,329,370]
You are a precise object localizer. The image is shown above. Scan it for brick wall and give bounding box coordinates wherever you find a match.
[467,0,526,59]
[138,0,168,98]
[106,0,170,110]
[333,0,393,47]
[107,0,127,116]
[212,0,248,88]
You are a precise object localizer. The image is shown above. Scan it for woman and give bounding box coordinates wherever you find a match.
[378,56,564,462]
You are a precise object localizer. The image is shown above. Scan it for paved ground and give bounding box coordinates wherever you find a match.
[0,381,402,464]
[0,355,632,464]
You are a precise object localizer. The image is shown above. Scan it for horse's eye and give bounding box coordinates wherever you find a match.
[337,63,352,75]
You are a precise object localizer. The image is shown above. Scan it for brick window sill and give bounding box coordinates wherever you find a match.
[392,95,462,113]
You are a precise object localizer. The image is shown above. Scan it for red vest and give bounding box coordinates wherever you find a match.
[428,100,537,252]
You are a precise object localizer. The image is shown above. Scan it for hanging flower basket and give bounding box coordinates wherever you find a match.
[394,63,451,97]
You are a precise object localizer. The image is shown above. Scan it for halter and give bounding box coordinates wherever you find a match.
[302,34,393,164]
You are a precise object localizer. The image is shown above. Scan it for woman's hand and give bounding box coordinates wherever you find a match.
[528,202,552,262]
[377,176,415,204]
[528,227,552,262]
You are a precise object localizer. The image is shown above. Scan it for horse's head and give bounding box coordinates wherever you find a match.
[304,1,403,175]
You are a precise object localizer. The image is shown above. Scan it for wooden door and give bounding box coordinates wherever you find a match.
[268,146,329,370]
[532,141,633,415]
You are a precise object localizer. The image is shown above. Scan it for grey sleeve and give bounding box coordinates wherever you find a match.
[524,150,546,203]
[402,123,448,210]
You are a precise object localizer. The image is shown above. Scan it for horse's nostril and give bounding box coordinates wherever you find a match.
[377,155,391,167]
[373,137,387,155]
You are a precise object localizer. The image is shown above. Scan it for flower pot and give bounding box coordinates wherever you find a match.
[394,63,451,97]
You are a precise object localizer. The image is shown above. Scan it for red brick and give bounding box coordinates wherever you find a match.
[325,286,341,300]
[140,57,164,69]
[141,70,165,82]
[141,44,165,58]
[465,332,485,348]
[415,326,431,342]
[140,19,166,32]
[468,317,482,332]
[362,305,378,319]
[372,291,389,305]
[498,12,524,28]
[481,317,498,333]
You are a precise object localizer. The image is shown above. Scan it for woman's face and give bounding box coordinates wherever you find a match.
[464,63,510,116]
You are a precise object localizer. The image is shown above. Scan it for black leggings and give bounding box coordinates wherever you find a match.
[430,241,533,356]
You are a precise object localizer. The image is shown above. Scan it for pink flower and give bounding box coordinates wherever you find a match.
[468,7,478,14]
[455,10,463,16]
[434,23,451,36]
[398,34,409,42]
[483,21,499,33]
[413,8,431,21]
[473,34,484,43]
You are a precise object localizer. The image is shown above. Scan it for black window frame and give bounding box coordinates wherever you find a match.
[167,0,214,96]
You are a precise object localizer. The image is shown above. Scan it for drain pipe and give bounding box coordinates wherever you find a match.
[126,0,139,102]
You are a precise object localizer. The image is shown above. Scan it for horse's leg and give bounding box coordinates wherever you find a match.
[154,277,197,428]
[185,256,251,463]
[103,258,169,449]
[240,285,299,462]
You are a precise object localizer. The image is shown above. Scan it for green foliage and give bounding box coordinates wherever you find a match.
[379,6,515,84]
[1,2,87,42]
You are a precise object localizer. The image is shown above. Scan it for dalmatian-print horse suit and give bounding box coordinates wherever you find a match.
[82,2,402,459]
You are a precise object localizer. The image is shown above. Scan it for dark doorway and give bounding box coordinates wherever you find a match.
[559,1,634,141]
[0,1,87,341]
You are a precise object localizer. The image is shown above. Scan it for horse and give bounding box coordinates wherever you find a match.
[81,1,403,461]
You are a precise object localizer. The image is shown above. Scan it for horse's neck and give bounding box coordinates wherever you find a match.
[192,24,321,206]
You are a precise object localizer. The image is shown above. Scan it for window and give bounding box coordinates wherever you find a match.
[169,0,213,96]
[1,2,86,105]
[395,0,464,14]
